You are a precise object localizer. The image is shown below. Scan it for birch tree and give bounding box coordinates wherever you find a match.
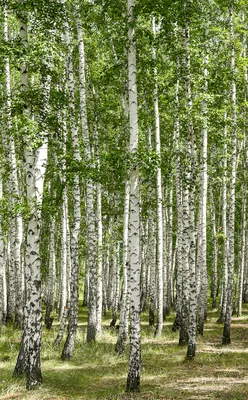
[76,7,97,343]
[126,0,141,391]
[222,2,237,345]
[152,16,163,338]
[61,21,81,360]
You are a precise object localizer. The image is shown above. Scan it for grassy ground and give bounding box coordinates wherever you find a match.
[1,306,248,400]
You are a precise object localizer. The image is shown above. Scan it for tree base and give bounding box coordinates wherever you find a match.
[222,334,231,345]
[61,345,73,361]
[155,324,163,338]
[26,371,42,391]
[86,323,96,343]
[149,310,155,326]
[115,332,127,355]
[186,342,196,360]
[179,328,188,346]
[172,313,180,332]
[197,320,204,336]
[222,324,231,345]
[126,374,140,392]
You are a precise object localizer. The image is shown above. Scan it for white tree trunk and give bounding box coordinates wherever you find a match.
[238,11,247,316]
[152,17,163,337]
[223,4,237,345]
[93,125,103,337]
[210,189,218,309]
[183,20,197,360]
[218,120,228,323]
[166,187,173,316]
[0,174,4,330]
[3,3,23,327]
[14,13,48,389]
[172,64,183,333]
[76,13,97,343]
[45,218,56,329]
[116,180,130,354]
[126,0,140,391]
[149,219,156,327]
[197,54,208,336]
[61,24,81,360]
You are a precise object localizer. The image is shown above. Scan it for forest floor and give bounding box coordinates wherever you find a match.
[1,306,248,400]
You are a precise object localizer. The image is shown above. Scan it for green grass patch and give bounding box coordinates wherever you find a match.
[1,306,248,399]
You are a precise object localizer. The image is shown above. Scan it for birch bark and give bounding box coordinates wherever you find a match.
[172,64,183,333]
[116,180,130,354]
[14,12,48,389]
[45,217,56,329]
[3,3,23,327]
[238,11,247,317]
[152,17,163,337]
[222,3,237,345]
[210,189,218,309]
[126,0,141,391]
[197,53,208,336]
[0,174,4,331]
[218,120,228,323]
[76,11,97,343]
[61,23,81,360]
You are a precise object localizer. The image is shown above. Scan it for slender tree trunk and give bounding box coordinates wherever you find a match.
[149,220,156,327]
[116,180,130,354]
[126,0,141,391]
[60,188,69,321]
[96,168,103,336]
[140,221,148,312]
[218,120,228,323]
[197,53,208,336]
[185,16,197,358]
[239,11,247,315]
[210,189,218,309]
[45,218,56,329]
[110,243,120,327]
[61,24,81,360]
[166,187,173,316]
[3,4,23,327]
[0,174,4,332]
[223,4,237,345]
[152,17,163,337]
[172,63,183,333]
[76,12,97,343]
